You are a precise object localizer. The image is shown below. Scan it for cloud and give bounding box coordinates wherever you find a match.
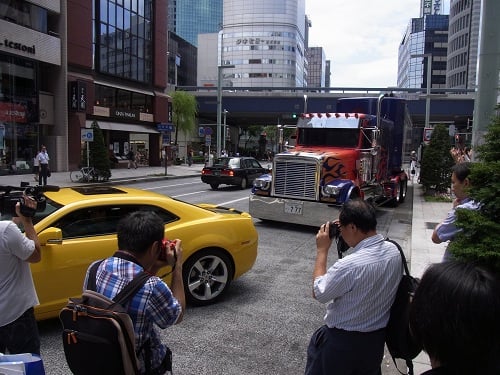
[305,0,422,87]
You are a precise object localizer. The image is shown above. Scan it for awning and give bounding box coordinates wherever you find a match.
[93,80,155,96]
[85,120,159,134]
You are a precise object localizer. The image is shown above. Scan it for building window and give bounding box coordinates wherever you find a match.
[94,0,153,83]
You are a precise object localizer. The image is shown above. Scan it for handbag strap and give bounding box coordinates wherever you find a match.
[385,238,411,276]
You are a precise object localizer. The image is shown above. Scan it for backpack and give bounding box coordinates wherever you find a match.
[60,260,150,375]
[385,239,422,375]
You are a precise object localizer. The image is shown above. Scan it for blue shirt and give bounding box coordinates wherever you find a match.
[313,234,403,332]
[435,198,480,242]
[84,257,182,374]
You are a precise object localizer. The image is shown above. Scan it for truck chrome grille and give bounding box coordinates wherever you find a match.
[273,159,318,200]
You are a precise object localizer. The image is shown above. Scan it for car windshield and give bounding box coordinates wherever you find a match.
[213,158,240,168]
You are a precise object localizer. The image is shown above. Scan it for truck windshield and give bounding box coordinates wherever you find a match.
[297,128,360,148]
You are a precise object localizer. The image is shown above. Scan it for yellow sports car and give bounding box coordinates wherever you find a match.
[22,185,257,321]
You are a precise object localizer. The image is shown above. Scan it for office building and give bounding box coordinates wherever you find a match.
[397,14,449,92]
[446,0,481,89]
[221,0,307,88]
[306,47,326,90]
[169,0,223,48]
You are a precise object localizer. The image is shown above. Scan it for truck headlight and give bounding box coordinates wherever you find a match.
[322,184,341,196]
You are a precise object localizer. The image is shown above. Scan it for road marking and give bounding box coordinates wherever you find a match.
[219,197,249,205]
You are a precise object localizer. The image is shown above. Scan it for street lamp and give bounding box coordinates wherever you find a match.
[216,64,234,157]
[303,94,308,114]
[411,53,432,129]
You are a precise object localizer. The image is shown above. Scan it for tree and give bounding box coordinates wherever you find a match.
[83,121,111,181]
[448,106,500,273]
[419,124,454,193]
[171,90,198,145]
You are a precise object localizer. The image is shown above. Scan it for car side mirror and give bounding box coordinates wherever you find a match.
[38,227,63,245]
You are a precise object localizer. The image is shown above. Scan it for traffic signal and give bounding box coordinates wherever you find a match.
[291,113,297,119]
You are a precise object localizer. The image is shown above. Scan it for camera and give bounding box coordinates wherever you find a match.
[328,221,340,239]
[326,221,350,255]
[159,238,177,264]
[0,183,60,218]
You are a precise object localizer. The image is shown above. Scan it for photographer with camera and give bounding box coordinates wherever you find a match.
[0,196,42,355]
[305,199,403,375]
[83,211,185,374]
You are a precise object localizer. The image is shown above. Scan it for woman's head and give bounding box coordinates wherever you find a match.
[409,260,500,374]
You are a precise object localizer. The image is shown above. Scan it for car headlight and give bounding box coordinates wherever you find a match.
[253,178,271,190]
[322,184,341,196]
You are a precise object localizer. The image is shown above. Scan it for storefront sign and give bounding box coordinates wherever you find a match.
[0,38,35,54]
[113,109,138,120]
[69,81,87,112]
[0,102,27,123]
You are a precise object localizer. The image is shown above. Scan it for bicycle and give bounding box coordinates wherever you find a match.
[70,166,99,183]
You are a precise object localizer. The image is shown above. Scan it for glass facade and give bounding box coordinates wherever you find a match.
[94,0,153,83]
[397,15,448,91]
[0,0,48,33]
[222,0,306,88]
[0,54,39,175]
[174,0,222,47]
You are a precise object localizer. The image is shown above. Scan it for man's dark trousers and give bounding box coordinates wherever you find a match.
[305,325,386,375]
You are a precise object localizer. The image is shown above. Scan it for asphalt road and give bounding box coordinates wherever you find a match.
[37,177,413,374]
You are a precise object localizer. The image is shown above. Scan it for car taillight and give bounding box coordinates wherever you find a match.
[221,169,234,176]
[202,169,211,175]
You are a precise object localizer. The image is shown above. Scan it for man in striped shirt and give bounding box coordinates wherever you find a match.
[305,199,403,375]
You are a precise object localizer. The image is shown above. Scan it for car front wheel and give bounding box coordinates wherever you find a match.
[183,249,233,306]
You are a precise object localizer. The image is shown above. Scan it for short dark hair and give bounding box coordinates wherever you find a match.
[452,162,471,182]
[338,199,377,233]
[117,211,164,254]
[409,260,500,374]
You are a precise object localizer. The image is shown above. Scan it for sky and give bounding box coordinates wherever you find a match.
[305,0,450,88]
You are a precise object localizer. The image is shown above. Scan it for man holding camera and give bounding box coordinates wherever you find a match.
[0,197,42,355]
[305,199,402,375]
[84,211,185,374]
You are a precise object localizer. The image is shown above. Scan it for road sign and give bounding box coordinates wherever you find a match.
[81,128,94,142]
[204,127,213,136]
[157,123,175,132]
[205,134,211,146]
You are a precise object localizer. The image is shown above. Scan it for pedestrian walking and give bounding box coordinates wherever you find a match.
[127,149,137,169]
[33,148,40,182]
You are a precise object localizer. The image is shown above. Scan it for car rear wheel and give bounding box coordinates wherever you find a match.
[183,249,233,306]
[240,177,248,189]
[210,183,219,190]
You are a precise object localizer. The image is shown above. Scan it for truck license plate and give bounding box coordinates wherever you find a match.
[284,202,303,215]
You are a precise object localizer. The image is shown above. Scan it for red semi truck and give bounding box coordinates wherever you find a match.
[249,95,411,226]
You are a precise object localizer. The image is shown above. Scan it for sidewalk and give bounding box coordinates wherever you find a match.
[0,164,202,188]
[2,165,451,374]
[409,180,450,374]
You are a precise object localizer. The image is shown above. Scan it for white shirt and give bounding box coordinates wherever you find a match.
[0,221,39,326]
[313,234,403,332]
[37,151,50,165]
